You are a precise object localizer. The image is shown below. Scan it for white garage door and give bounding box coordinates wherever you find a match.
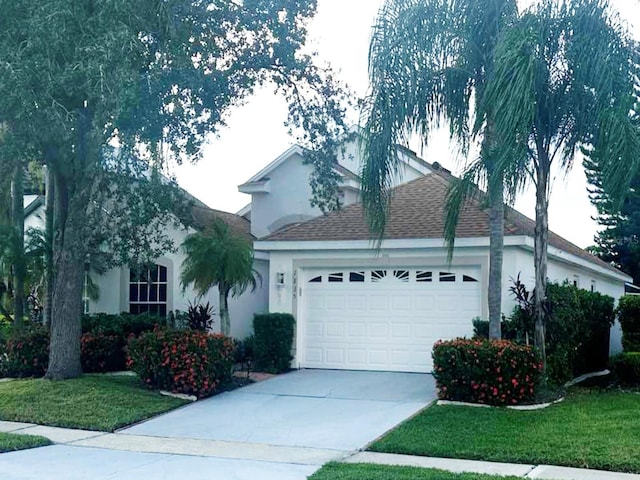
[301,267,481,373]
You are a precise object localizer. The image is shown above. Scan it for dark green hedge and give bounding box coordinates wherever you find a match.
[610,352,640,385]
[253,313,295,373]
[473,282,615,385]
[617,295,640,352]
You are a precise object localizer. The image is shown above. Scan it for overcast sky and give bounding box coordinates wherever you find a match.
[174,0,639,249]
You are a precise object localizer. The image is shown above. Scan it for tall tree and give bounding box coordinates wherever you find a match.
[0,0,348,379]
[361,0,518,339]
[180,220,259,336]
[10,162,25,331]
[478,0,639,372]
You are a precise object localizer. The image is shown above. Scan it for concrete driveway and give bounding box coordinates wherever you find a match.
[123,369,436,450]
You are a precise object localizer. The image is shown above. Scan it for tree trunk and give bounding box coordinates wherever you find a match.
[487,175,504,340]
[219,286,230,336]
[11,163,25,332]
[533,163,550,377]
[43,165,54,330]
[45,172,83,380]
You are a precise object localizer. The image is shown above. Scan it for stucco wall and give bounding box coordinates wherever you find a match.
[503,246,626,354]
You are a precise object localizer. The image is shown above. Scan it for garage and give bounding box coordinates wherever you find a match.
[300,266,482,373]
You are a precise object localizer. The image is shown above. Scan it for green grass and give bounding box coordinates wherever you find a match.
[370,388,640,473]
[0,432,51,453]
[309,463,520,480]
[0,375,188,432]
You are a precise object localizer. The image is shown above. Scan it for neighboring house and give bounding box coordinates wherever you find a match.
[23,139,631,372]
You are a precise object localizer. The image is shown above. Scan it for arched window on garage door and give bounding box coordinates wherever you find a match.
[129,264,168,316]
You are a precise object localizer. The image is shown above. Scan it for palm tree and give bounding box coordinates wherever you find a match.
[361,0,518,339]
[180,220,259,336]
[476,0,639,371]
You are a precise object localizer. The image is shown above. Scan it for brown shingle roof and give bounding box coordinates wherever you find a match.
[189,205,253,241]
[264,172,622,275]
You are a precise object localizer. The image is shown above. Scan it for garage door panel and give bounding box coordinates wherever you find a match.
[302,267,480,373]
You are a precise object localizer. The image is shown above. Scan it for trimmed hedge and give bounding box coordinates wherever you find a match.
[432,338,543,406]
[127,329,235,398]
[0,326,50,378]
[253,313,294,373]
[611,352,640,385]
[81,332,126,373]
[617,295,640,352]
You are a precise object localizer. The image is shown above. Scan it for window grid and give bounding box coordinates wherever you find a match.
[129,265,168,317]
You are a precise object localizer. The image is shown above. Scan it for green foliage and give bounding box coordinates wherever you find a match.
[0,432,51,454]
[0,325,49,378]
[181,221,258,299]
[81,312,166,338]
[310,463,522,480]
[253,313,295,373]
[432,338,542,406]
[611,353,640,386]
[127,330,235,399]
[234,335,255,364]
[617,295,640,352]
[80,332,127,373]
[504,280,615,385]
[184,302,215,332]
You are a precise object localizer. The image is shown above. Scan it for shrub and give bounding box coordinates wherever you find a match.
[253,313,294,373]
[617,295,640,352]
[234,335,255,364]
[185,302,215,331]
[127,329,235,398]
[82,312,166,338]
[432,338,543,406]
[0,326,49,377]
[610,352,640,385]
[81,332,126,373]
[503,279,615,385]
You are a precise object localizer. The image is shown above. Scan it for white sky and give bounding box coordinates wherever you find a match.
[174,0,640,249]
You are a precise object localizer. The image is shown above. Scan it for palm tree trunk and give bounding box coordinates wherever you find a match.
[219,285,231,336]
[488,174,504,340]
[534,162,549,376]
[43,165,54,330]
[11,163,24,332]
[45,171,83,380]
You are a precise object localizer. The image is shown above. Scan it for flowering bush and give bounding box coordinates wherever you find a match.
[127,329,235,398]
[0,326,50,377]
[81,332,127,373]
[432,338,543,406]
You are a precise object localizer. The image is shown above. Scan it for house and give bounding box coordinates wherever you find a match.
[23,140,631,373]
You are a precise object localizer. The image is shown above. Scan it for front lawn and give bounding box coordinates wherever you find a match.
[0,375,187,432]
[309,463,520,480]
[370,388,640,473]
[0,432,51,453]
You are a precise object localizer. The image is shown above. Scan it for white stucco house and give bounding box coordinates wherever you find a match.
[24,140,631,373]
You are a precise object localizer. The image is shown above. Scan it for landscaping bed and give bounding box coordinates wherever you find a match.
[309,463,520,480]
[369,387,640,473]
[0,432,51,453]
[0,375,187,432]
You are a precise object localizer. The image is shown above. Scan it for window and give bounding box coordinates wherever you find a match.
[439,272,456,282]
[371,270,387,282]
[309,275,322,283]
[349,271,365,282]
[573,275,580,288]
[82,271,90,315]
[328,272,343,283]
[129,264,168,317]
[463,275,478,283]
[394,270,409,282]
[416,271,433,282]
[591,280,597,292]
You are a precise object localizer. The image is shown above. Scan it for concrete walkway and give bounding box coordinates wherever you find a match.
[3,420,640,480]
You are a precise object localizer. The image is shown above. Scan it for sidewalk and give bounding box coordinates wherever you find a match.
[3,419,640,480]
